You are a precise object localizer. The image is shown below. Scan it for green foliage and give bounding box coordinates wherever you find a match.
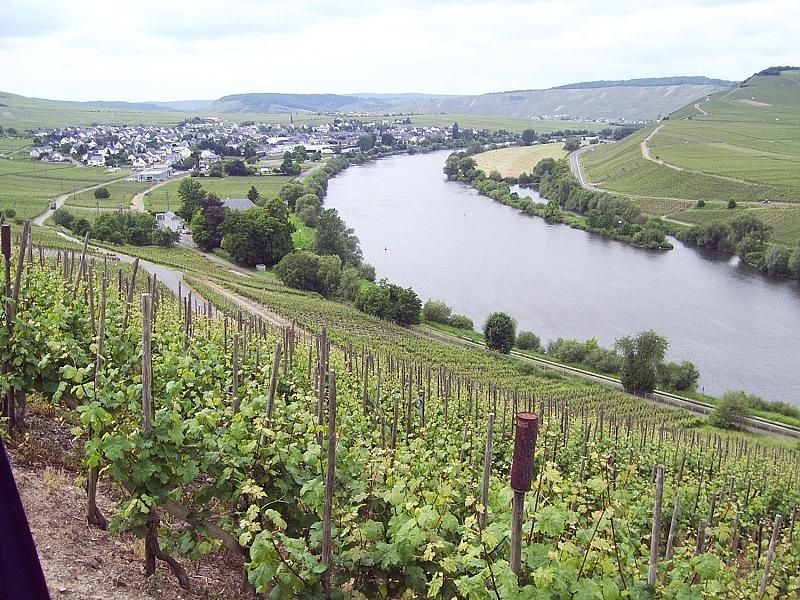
[764,245,790,276]
[337,265,362,301]
[727,199,737,209]
[709,391,752,430]
[224,159,250,176]
[355,279,421,326]
[563,137,581,152]
[221,207,294,267]
[52,207,74,228]
[657,361,700,392]
[515,331,541,352]
[190,195,226,252]
[280,182,309,211]
[483,312,515,354]
[615,330,668,394]
[313,208,362,267]
[275,251,342,297]
[422,299,452,324]
[94,186,110,200]
[177,177,207,221]
[448,314,474,330]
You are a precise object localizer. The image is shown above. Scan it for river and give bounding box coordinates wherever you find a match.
[325,150,800,402]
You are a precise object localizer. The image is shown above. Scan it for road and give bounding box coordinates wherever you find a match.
[31,175,130,226]
[296,162,326,182]
[414,324,800,441]
[130,172,190,212]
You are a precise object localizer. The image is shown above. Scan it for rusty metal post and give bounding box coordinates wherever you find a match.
[510,412,539,577]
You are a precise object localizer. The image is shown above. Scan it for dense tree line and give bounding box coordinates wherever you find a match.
[52,208,178,247]
[445,152,670,250]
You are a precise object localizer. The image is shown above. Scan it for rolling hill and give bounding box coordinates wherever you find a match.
[580,67,800,202]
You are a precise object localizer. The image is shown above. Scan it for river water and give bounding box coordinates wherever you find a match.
[325,150,800,402]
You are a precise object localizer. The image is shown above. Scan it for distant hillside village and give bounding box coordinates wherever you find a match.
[22,116,613,175]
[25,118,461,172]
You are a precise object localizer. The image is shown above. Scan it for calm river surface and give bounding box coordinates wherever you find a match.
[325,150,800,402]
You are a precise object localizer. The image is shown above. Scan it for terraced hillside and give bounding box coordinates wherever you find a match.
[579,70,800,204]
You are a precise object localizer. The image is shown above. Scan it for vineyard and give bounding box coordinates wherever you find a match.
[3,230,800,598]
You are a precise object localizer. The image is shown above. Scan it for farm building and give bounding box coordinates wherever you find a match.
[155,211,184,232]
[134,167,174,182]
[222,198,256,212]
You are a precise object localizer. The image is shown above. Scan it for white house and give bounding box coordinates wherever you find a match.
[155,211,184,232]
[87,153,105,166]
[134,167,173,182]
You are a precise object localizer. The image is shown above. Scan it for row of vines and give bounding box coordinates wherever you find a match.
[2,231,800,598]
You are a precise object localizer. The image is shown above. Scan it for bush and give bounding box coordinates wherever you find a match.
[52,208,74,228]
[449,314,473,330]
[727,199,737,209]
[657,361,700,391]
[94,187,110,200]
[275,251,341,297]
[2,208,16,219]
[71,218,91,237]
[764,245,789,276]
[355,279,421,326]
[584,347,623,374]
[483,312,516,354]
[337,265,362,301]
[515,331,541,352]
[422,300,452,324]
[709,391,751,430]
[547,338,587,363]
[696,200,705,208]
[358,263,376,282]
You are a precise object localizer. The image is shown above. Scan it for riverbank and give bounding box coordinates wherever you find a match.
[444,150,674,251]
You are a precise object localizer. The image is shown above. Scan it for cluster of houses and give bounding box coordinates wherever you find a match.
[156,197,257,234]
[25,117,467,172]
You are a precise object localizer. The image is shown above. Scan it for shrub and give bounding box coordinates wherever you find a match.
[584,347,623,374]
[515,331,541,352]
[52,208,74,228]
[422,300,452,324]
[696,200,705,208]
[727,199,737,209]
[2,208,16,219]
[483,312,516,354]
[547,338,587,363]
[657,361,700,391]
[449,314,474,330]
[709,391,751,430]
[94,187,110,200]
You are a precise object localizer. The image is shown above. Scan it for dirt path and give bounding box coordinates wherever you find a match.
[201,280,294,329]
[12,460,251,599]
[131,173,190,212]
[693,100,709,116]
[32,175,130,226]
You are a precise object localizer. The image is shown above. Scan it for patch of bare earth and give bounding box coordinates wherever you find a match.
[8,402,253,600]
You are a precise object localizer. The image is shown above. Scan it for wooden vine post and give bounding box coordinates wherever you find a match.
[141,293,152,435]
[760,514,782,594]
[321,371,337,599]
[509,412,539,577]
[1,223,11,426]
[648,465,664,588]
[480,412,495,530]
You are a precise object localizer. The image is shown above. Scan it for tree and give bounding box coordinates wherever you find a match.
[209,162,224,178]
[52,208,74,228]
[357,134,376,152]
[280,182,309,211]
[449,315,473,330]
[729,213,771,246]
[275,252,324,294]
[177,178,207,221]
[422,300,452,324]
[657,361,700,391]
[246,186,260,203]
[224,159,249,176]
[314,208,362,266]
[789,241,800,277]
[337,265,362,301]
[764,245,789,276]
[221,207,294,267]
[727,199,737,209]
[521,129,536,146]
[316,255,343,297]
[151,229,179,248]
[190,195,226,251]
[563,138,581,152]
[615,331,668,394]
[354,280,420,326]
[94,187,110,200]
[483,312,516,354]
[709,391,751,430]
[380,132,394,146]
[515,331,541,351]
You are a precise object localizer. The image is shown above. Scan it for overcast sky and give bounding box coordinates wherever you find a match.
[2,0,799,101]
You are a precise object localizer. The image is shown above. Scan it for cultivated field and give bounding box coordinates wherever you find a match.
[144,174,293,212]
[64,177,153,209]
[579,71,800,203]
[407,114,610,134]
[473,143,566,177]
[672,204,800,247]
[0,160,128,219]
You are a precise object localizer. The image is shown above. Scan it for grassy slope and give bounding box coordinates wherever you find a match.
[473,143,566,177]
[580,72,800,203]
[144,175,293,212]
[64,177,152,209]
[0,160,129,219]
[407,114,609,134]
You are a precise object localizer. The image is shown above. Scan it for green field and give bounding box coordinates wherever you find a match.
[0,90,332,131]
[144,174,293,212]
[0,137,32,156]
[473,143,566,177]
[580,71,800,203]
[64,177,152,209]
[408,114,610,134]
[0,159,129,219]
[672,203,800,246]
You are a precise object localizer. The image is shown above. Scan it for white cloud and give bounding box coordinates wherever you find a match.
[0,0,798,100]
